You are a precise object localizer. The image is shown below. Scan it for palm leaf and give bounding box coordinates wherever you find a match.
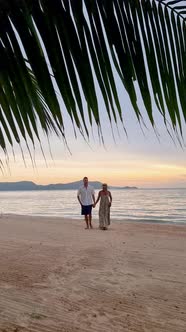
[0,0,186,157]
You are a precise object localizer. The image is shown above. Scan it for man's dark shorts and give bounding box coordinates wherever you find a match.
[81,204,93,216]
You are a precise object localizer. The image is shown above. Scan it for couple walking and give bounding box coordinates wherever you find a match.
[77,177,112,230]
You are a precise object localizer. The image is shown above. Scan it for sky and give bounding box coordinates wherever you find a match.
[1,4,186,189]
[1,79,186,189]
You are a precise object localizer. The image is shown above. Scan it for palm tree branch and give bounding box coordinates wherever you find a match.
[0,0,186,158]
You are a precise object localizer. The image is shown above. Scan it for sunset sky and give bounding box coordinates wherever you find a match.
[1,78,186,189]
[1,3,186,189]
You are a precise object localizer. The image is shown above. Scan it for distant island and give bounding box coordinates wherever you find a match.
[0,181,138,191]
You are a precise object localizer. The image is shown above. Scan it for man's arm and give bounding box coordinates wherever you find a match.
[92,194,96,207]
[77,190,82,205]
[92,189,96,207]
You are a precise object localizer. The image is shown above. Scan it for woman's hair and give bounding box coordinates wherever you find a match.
[102,183,107,187]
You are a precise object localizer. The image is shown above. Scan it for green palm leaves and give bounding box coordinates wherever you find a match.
[0,0,186,155]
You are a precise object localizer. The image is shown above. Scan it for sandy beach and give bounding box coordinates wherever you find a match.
[0,214,185,332]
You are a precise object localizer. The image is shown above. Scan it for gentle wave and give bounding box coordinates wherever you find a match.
[0,189,185,223]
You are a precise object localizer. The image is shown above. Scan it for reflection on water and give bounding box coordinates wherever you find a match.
[0,189,185,223]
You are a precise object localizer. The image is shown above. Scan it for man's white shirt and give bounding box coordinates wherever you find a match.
[77,185,95,205]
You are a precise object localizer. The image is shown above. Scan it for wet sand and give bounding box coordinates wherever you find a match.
[0,214,186,332]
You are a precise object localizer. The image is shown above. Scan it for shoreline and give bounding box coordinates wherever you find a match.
[0,214,186,331]
[2,212,186,226]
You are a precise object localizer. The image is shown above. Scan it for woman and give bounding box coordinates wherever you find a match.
[95,183,112,230]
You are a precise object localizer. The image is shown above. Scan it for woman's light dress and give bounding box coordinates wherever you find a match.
[99,193,110,228]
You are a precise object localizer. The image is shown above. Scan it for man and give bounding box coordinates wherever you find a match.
[77,177,95,229]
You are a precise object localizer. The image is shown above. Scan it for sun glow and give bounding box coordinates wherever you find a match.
[1,153,186,189]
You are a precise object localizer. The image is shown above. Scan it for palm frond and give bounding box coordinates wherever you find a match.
[0,0,186,156]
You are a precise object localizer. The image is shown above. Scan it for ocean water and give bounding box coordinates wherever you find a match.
[0,189,185,224]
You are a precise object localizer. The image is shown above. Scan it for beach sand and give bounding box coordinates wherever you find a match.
[0,214,185,332]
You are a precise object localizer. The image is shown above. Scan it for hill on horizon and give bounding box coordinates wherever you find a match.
[0,180,138,191]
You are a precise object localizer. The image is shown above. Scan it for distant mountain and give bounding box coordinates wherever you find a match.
[0,181,138,191]
[0,181,38,191]
[110,186,138,190]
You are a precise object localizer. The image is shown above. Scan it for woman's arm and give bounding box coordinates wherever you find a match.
[108,191,112,206]
[95,191,101,205]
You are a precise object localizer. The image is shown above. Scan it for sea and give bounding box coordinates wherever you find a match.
[0,188,186,224]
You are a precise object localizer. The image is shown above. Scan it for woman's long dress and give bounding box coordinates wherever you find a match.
[99,194,110,228]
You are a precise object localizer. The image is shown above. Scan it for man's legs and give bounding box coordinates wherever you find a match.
[88,214,93,229]
[84,215,89,229]
[83,206,93,229]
